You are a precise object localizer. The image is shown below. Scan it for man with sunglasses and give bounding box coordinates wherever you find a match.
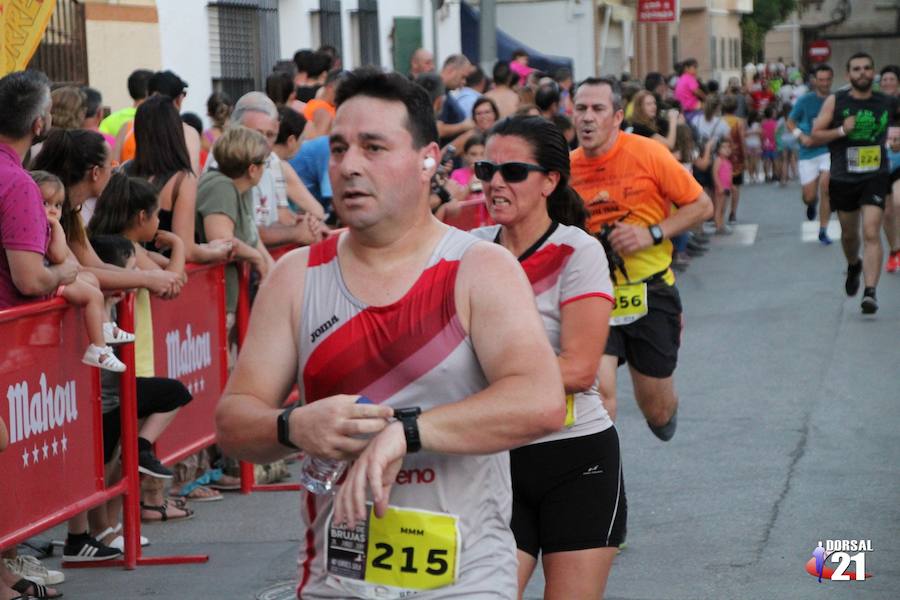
[216,68,564,598]
[570,77,712,441]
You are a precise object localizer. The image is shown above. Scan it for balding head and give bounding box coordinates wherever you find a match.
[410,48,434,77]
[440,54,472,90]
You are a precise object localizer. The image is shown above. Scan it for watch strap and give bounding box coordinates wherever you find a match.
[394,407,422,453]
[277,404,300,450]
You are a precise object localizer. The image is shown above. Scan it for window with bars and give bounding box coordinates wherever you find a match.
[208,0,280,100]
[311,0,342,55]
[27,0,88,87]
[350,0,380,68]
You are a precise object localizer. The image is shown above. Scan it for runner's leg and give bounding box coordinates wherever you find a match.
[836,209,861,265]
[598,355,619,421]
[542,548,617,600]
[629,367,677,428]
[819,171,832,233]
[861,204,884,289]
[516,550,538,600]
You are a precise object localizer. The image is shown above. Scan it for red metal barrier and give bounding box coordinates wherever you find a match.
[150,263,229,466]
[0,300,107,550]
[440,197,493,231]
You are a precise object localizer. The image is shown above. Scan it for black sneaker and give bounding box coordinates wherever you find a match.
[648,408,677,442]
[138,450,174,479]
[806,199,817,221]
[845,261,862,296]
[861,293,878,314]
[63,534,122,562]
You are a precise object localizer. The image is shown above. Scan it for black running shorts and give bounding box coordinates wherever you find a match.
[605,282,683,378]
[511,428,627,557]
[829,175,889,212]
[102,377,193,462]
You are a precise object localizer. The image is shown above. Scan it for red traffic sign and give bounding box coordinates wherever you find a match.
[808,40,831,63]
[638,0,677,23]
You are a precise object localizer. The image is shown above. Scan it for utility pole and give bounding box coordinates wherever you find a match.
[480,0,497,73]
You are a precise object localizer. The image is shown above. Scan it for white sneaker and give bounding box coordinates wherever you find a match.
[82,344,126,372]
[108,534,150,551]
[103,322,135,345]
[4,555,65,585]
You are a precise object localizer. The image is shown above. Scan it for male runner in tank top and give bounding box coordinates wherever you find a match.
[215,68,565,599]
[812,52,900,314]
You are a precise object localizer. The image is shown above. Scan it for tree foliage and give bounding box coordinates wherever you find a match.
[741,0,797,64]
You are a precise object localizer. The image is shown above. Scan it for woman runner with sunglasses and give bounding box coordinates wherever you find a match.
[469,116,626,599]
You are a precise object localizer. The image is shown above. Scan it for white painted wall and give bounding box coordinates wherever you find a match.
[279,0,318,60]
[496,0,594,79]
[155,0,213,123]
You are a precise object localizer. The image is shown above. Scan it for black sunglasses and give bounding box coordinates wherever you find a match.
[474,161,548,183]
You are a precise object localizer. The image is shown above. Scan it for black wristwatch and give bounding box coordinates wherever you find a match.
[277,404,300,450]
[394,407,422,453]
[648,224,665,245]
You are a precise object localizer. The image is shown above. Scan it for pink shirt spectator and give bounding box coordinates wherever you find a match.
[674,72,700,112]
[450,166,474,187]
[0,143,50,308]
[761,119,778,152]
[510,61,533,86]
[716,158,733,192]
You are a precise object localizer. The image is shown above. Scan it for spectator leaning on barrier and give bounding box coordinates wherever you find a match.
[50,85,87,131]
[0,70,78,310]
[123,94,233,264]
[196,126,274,314]
[273,106,307,163]
[217,91,325,243]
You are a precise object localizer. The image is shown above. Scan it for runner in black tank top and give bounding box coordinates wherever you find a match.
[812,52,900,314]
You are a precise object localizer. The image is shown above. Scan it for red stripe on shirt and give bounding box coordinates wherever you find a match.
[560,292,614,307]
[307,234,339,267]
[297,492,318,596]
[303,259,460,402]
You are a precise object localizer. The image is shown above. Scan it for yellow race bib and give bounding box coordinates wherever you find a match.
[327,504,460,594]
[847,145,881,173]
[609,282,648,326]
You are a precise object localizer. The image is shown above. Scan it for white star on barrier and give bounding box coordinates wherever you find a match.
[32,445,39,464]
[61,434,68,452]
[187,382,194,395]
[22,448,29,467]
[52,437,58,455]
[199,378,205,392]
[42,442,49,459]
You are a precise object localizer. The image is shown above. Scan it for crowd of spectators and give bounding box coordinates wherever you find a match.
[2,42,898,598]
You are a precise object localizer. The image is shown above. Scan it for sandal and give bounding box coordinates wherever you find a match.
[140,500,194,522]
[82,344,126,372]
[12,579,62,599]
[170,470,227,500]
[103,322,135,345]
[204,469,241,491]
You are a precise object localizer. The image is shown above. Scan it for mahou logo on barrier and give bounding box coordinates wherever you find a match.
[166,324,213,393]
[6,373,79,466]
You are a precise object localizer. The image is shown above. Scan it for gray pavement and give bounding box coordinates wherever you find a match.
[29,181,900,599]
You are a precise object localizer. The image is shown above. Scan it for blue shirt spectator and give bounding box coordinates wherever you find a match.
[288,135,332,214]
[453,87,480,120]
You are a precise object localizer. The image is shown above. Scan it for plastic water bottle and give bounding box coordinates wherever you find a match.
[298,396,372,494]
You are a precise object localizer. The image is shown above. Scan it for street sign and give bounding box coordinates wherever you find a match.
[808,40,831,63]
[638,0,678,23]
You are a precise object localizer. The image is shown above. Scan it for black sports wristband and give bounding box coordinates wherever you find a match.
[277,404,300,450]
[394,407,422,453]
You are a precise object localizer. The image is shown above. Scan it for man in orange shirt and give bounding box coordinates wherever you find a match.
[570,77,712,441]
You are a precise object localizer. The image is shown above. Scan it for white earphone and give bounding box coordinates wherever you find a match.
[423,156,436,170]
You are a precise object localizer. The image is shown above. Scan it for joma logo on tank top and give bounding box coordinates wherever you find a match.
[310,315,340,344]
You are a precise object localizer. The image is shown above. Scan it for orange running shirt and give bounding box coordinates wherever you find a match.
[570,132,702,284]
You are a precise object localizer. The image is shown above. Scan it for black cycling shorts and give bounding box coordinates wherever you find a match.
[511,428,627,557]
[829,175,889,212]
[102,377,192,462]
[605,282,683,378]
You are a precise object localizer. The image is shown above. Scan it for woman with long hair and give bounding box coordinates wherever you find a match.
[203,91,232,154]
[469,116,624,599]
[628,90,677,149]
[125,94,232,263]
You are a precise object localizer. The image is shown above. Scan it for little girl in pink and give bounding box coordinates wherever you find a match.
[713,138,734,234]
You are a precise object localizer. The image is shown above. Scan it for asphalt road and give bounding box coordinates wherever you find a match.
[33,180,899,599]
